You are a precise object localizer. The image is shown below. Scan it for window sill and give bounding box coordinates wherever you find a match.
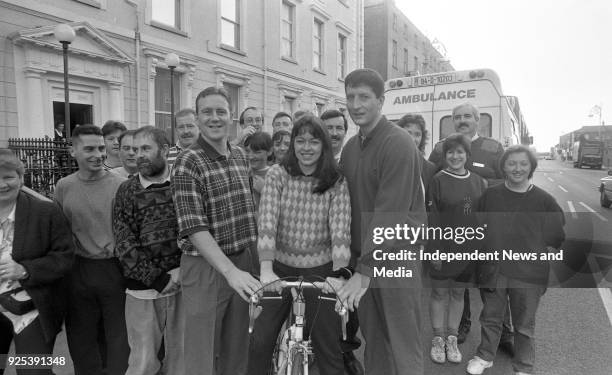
[151,21,188,37]
[220,44,247,57]
[313,68,326,76]
[281,56,298,65]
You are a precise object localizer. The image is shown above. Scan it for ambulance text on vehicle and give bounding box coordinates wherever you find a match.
[382,69,529,157]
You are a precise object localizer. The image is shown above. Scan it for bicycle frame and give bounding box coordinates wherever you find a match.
[248,279,348,375]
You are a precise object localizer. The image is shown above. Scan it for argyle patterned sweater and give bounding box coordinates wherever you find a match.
[113,178,181,292]
[257,164,351,270]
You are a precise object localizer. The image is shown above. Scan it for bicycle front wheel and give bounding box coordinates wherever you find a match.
[289,351,307,375]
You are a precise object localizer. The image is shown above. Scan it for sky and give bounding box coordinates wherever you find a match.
[396,0,612,152]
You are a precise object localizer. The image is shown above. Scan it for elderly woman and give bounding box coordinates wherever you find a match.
[466,145,565,375]
[0,149,74,375]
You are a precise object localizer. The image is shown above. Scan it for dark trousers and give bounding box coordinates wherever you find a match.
[0,317,56,375]
[65,256,129,375]
[0,314,13,375]
[248,261,344,375]
[462,289,514,340]
[477,275,545,374]
[359,285,424,375]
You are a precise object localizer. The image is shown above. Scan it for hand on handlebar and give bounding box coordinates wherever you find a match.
[225,267,263,302]
[337,272,370,312]
[260,269,283,294]
[322,277,346,294]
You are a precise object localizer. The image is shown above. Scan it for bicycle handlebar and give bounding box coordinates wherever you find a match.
[248,279,349,340]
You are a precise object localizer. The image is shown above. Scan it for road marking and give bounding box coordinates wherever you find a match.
[547,177,554,182]
[579,202,609,222]
[558,185,568,192]
[597,288,612,329]
[567,201,578,219]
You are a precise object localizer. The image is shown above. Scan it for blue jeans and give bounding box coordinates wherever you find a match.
[125,292,185,375]
[477,274,546,374]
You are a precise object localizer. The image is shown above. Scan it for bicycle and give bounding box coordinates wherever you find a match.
[248,277,349,375]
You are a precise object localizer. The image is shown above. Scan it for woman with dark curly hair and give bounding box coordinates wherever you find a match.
[248,115,351,375]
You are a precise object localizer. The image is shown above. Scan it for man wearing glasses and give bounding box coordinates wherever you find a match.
[234,107,264,146]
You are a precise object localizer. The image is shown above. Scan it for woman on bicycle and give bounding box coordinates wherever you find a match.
[248,115,351,375]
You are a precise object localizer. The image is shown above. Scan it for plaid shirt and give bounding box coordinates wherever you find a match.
[171,135,257,256]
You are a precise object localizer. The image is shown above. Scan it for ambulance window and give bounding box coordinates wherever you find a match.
[439,114,492,140]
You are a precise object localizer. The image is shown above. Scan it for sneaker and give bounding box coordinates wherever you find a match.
[466,356,493,374]
[430,336,446,363]
[457,319,471,344]
[445,335,462,363]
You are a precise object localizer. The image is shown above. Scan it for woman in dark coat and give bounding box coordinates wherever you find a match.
[0,149,74,375]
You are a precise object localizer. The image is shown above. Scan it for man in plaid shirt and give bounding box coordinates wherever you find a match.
[171,86,262,375]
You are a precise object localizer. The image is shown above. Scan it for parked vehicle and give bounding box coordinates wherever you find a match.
[599,169,612,208]
[382,68,529,156]
[573,138,604,169]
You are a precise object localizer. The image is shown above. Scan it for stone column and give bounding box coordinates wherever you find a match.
[24,68,46,138]
[108,82,123,120]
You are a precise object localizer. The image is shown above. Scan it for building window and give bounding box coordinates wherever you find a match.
[392,40,397,68]
[222,82,240,138]
[283,96,296,115]
[313,18,324,71]
[154,68,180,140]
[152,0,181,29]
[414,56,419,72]
[281,1,295,59]
[221,0,240,49]
[404,23,408,36]
[403,48,409,75]
[337,33,347,79]
[414,34,418,48]
[316,102,325,116]
[393,13,397,31]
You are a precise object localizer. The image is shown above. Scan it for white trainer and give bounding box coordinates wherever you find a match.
[445,335,462,363]
[466,356,493,374]
[430,336,446,363]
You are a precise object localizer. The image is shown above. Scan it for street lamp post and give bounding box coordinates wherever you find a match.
[165,52,180,144]
[53,24,76,139]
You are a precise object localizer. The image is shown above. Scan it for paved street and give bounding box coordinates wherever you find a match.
[5,159,612,375]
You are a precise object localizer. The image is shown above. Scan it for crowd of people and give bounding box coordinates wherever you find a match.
[0,67,565,375]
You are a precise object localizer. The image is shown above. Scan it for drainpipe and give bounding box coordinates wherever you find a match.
[262,0,268,132]
[125,0,141,127]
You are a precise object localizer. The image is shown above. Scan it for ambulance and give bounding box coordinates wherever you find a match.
[381,69,528,157]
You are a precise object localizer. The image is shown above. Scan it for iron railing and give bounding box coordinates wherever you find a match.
[8,138,78,198]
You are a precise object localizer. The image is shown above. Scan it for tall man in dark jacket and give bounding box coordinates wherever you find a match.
[338,68,426,375]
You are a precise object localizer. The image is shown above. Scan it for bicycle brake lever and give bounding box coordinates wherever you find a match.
[248,294,260,334]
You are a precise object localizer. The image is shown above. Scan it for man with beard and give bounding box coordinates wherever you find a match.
[321,109,348,163]
[168,108,200,168]
[427,103,511,352]
[113,126,184,375]
[54,124,129,375]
